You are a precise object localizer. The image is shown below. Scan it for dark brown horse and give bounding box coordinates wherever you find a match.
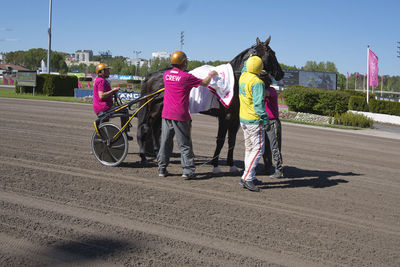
[136,36,284,172]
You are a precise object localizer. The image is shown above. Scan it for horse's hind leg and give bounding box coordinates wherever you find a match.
[211,116,228,173]
[137,123,149,163]
[151,115,162,156]
[227,119,240,172]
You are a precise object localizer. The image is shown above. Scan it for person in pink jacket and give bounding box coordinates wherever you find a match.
[157,51,217,179]
[93,63,132,140]
[263,86,283,178]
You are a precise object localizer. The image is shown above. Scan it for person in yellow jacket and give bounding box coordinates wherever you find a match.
[239,56,269,192]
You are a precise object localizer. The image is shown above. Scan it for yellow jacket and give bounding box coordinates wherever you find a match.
[239,72,269,125]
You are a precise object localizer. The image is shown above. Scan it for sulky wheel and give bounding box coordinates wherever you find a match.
[91,122,128,166]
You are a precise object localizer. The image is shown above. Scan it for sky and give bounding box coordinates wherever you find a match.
[1,0,399,76]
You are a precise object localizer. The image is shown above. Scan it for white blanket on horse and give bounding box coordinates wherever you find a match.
[189,64,234,113]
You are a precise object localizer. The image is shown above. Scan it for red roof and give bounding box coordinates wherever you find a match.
[0,64,31,71]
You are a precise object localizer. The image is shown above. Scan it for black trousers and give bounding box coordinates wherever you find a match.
[263,119,283,173]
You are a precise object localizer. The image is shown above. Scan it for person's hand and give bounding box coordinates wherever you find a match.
[112,87,120,93]
[209,70,218,77]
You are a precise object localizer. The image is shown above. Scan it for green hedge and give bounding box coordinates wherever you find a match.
[16,74,77,96]
[282,85,351,116]
[348,96,367,111]
[343,89,366,97]
[369,98,400,116]
[333,112,373,128]
[347,95,400,116]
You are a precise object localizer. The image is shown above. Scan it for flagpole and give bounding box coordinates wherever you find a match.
[381,75,383,97]
[355,74,356,90]
[46,0,52,74]
[367,45,370,107]
[363,74,365,92]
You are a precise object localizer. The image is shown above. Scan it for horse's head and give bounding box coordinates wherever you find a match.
[251,36,284,82]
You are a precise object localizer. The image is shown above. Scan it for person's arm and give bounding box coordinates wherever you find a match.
[200,70,218,86]
[264,87,270,98]
[99,87,119,99]
[252,83,269,124]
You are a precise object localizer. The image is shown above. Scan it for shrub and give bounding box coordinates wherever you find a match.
[333,112,373,128]
[282,85,319,113]
[369,98,400,116]
[348,96,367,111]
[282,85,350,115]
[343,90,365,97]
[314,90,350,116]
[40,74,78,96]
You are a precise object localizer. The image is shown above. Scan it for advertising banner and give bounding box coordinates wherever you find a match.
[118,75,133,80]
[85,73,97,79]
[299,71,336,90]
[276,69,299,87]
[67,72,86,77]
[74,89,140,100]
[16,71,37,87]
[277,69,337,90]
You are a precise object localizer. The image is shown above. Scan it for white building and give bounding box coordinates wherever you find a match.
[152,51,170,60]
[0,53,5,64]
[127,58,147,67]
[74,50,93,63]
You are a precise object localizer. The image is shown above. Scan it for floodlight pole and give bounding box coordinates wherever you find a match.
[46,0,52,74]
[133,50,141,77]
[180,31,184,50]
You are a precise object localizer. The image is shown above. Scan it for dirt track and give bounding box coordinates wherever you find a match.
[0,97,399,266]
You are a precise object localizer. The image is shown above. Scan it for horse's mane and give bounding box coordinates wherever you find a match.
[229,46,254,73]
[142,67,171,83]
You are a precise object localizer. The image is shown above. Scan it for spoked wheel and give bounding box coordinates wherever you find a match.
[91,122,128,166]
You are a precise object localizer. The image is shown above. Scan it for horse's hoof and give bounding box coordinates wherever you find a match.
[213,166,221,173]
[229,165,240,173]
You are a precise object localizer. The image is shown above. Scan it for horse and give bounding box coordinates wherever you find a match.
[136,36,284,173]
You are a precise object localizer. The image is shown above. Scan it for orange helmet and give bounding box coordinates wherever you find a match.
[96,63,111,74]
[170,51,187,65]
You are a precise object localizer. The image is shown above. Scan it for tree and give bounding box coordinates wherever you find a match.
[50,52,68,74]
[325,61,338,73]
[138,62,150,77]
[187,60,205,71]
[108,56,128,74]
[148,58,169,73]
[280,63,298,70]
[337,74,346,90]
[87,64,96,74]
[302,61,318,71]
[5,48,68,73]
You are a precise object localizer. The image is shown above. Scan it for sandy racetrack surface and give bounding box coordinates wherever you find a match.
[0,98,399,266]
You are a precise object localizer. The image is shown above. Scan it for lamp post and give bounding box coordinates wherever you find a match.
[133,50,141,77]
[47,0,52,74]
